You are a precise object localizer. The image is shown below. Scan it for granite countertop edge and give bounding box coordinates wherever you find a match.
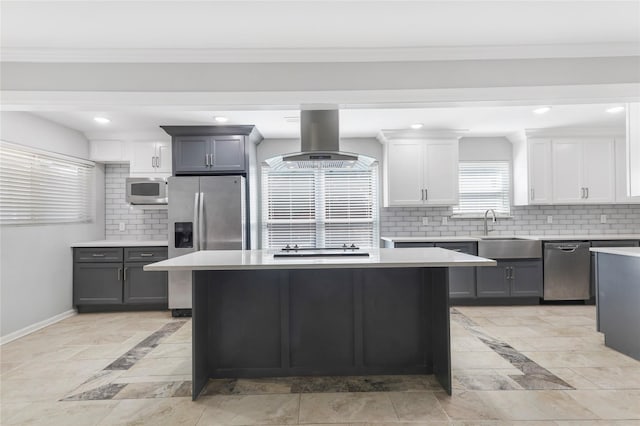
[590,247,640,258]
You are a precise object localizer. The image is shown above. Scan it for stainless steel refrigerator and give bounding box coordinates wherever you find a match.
[168,175,246,316]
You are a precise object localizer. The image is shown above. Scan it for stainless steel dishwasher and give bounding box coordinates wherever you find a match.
[543,241,591,301]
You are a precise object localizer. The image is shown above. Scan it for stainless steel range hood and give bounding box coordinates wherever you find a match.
[282,109,358,164]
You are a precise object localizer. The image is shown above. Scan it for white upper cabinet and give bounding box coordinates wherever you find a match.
[129,141,172,177]
[89,140,128,162]
[528,139,553,204]
[627,103,640,197]
[381,133,459,207]
[552,138,615,204]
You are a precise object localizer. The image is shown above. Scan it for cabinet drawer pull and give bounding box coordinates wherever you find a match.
[139,253,154,257]
[92,253,105,257]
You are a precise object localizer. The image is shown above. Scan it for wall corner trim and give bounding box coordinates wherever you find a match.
[0,309,77,345]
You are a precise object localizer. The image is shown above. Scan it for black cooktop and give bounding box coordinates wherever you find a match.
[274,245,370,258]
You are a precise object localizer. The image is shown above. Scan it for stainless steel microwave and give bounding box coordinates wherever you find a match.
[126,177,168,205]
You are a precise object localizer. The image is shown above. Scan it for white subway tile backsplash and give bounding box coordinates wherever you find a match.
[380,204,640,237]
[104,164,168,241]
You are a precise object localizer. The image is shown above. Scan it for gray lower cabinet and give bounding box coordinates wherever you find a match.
[477,259,542,298]
[74,247,168,310]
[393,241,477,299]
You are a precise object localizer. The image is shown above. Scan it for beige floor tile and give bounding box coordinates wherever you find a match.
[119,357,191,378]
[485,316,550,327]
[1,376,92,403]
[540,315,595,326]
[476,390,599,421]
[451,336,494,352]
[299,392,397,423]
[564,390,640,419]
[555,421,640,425]
[544,368,600,390]
[98,397,205,426]
[1,358,112,382]
[145,342,192,358]
[112,374,193,384]
[452,350,516,370]
[196,394,299,425]
[522,351,640,368]
[3,400,118,426]
[434,390,501,420]
[387,391,449,421]
[0,402,30,423]
[569,367,640,389]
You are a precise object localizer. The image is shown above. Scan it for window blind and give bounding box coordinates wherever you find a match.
[0,141,95,225]
[453,161,511,216]
[262,164,379,249]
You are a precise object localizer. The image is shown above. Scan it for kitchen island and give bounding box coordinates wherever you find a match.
[145,247,496,400]
[590,247,640,361]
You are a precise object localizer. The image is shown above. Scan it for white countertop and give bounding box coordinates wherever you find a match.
[144,248,497,271]
[590,247,640,258]
[71,240,168,247]
[382,234,640,243]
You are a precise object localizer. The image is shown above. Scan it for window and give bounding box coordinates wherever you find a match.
[0,141,95,225]
[452,161,510,216]
[262,160,379,248]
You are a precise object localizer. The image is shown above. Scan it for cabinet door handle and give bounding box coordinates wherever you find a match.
[585,187,589,199]
[530,188,535,200]
[117,268,122,281]
[421,189,424,201]
[425,189,428,201]
[156,155,161,168]
[123,267,128,281]
[510,267,515,280]
[209,154,214,167]
[205,154,209,166]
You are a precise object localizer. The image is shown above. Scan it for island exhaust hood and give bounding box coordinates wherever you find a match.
[282,109,359,165]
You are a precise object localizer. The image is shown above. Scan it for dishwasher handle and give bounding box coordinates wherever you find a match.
[557,246,579,252]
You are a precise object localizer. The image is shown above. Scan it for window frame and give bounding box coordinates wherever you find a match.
[452,160,512,218]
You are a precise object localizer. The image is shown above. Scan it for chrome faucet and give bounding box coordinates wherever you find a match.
[483,209,497,236]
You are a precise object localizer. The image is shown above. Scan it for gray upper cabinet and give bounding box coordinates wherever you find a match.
[162,125,262,176]
[174,136,211,173]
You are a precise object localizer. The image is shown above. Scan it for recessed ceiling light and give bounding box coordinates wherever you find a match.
[410,123,424,129]
[606,106,625,114]
[93,116,110,124]
[533,106,552,115]
[214,116,229,123]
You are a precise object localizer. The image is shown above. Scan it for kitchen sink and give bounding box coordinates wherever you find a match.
[477,237,542,259]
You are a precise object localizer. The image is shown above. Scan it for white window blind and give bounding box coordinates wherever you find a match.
[0,141,95,225]
[262,165,379,249]
[453,161,511,216]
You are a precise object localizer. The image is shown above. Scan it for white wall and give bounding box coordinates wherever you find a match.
[0,112,105,339]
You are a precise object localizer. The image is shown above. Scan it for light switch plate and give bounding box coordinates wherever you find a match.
[442,216,448,225]
[547,216,553,224]
[119,222,126,231]
[600,214,607,224]
[422,217,429,226]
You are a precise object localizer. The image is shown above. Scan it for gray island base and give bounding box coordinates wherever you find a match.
[144,248,496,400]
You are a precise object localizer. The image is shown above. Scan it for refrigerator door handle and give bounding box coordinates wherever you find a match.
[193,192,200,251]
[199,192,205,250]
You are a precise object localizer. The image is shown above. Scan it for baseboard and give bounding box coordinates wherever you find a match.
[0,309,77,345]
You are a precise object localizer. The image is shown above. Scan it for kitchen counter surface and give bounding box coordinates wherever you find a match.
[71,240,168,247]
[145,247,496,271]
[382,234,640,243]
[590,247,640,258]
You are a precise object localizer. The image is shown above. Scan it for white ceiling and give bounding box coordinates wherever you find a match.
[2,1,639,51]
[32,104,626,140]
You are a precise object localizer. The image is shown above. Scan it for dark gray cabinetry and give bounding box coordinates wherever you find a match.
[434,242,477,298]
[73,246,168,311]
[124,247,168,304]
[162,125,261,176]
[393,241,477,299]
[173,135,245,173]
[477,260,542,298]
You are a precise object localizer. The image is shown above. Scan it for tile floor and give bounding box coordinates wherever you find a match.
[1,305,639,425]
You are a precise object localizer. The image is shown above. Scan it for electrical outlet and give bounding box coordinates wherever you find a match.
[119,222,126,231]
[442,216,448,225]
[547,216,553,224]
[600,214,607,224]
[422,217,429,226]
